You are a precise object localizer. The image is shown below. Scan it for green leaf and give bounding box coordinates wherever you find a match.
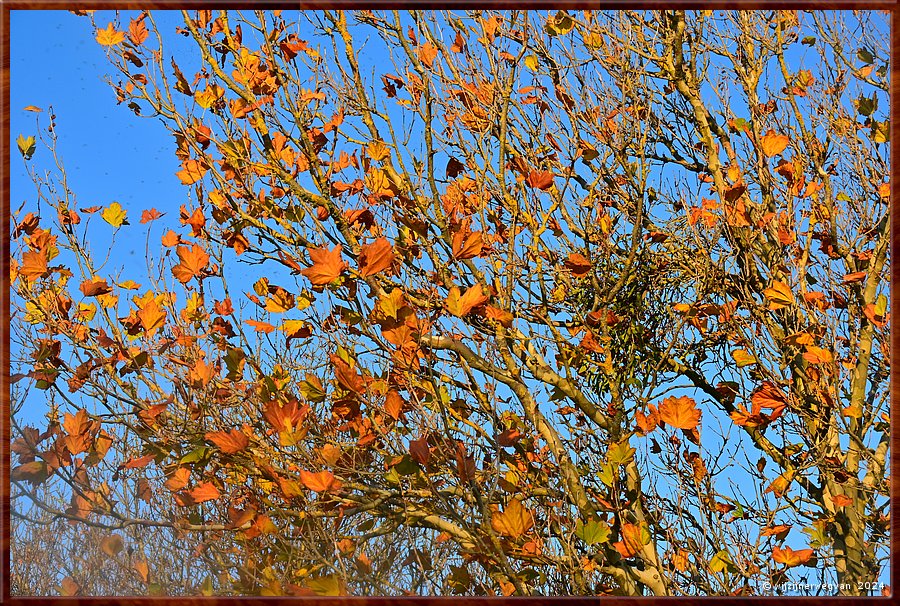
[575,518,611,545]
[709,549,738,573]
[875,294,888,317]
[17,134,36,160]
[857,95,877,117]
[597,461,616,487]
[607,439,635,467]
[180,446,210,464]
[545,11,575,36]
[857,48,874,65]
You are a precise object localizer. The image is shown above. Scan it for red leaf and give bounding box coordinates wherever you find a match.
[526,170,554,190]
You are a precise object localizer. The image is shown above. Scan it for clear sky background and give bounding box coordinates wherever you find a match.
[9,10,890,594]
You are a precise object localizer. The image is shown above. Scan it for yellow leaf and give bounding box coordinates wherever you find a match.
[101,202,128,228]
[763,280,794,310]
[491,498,534,539]
[96,23,126,46]
[732,349,756,367]
[524,55,539,71]
[764,469,796,497]
[760,130,790,157]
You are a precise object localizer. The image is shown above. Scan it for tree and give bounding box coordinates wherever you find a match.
[11,9,890,596]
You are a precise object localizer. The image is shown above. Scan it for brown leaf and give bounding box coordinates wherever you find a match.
[100,534,124,557]
[358,237,395,277]
[526,169,554,190]
[564,252,592,277]
[80,277,113,297]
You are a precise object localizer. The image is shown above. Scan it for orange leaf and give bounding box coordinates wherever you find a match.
[164,467,190,491]
[657,396,701,430]
[137,299,166,337]
[181,481,221,505]
[613,522,645,558]
[96,22,125,46]
[446,284,489,317]
[759,524,792,539]
[452,230,484,260]
[526,169,554,190]
[802,345,833,365]
[140,208,163,223]
[300,245,347,285]
[417,42,439,68]
[832,493,852,507]
[490,498,534,539]
[751,381,788,409]
[564,252,592,277]
[245,319,276,333]
[358,237,395,277]
[384,390,405,420]
[772,545,814,567]
[128,17,149,45]
[161,230,181,247]
[760,130,790,157]
[80,277,113,297]
[763,280,794,310]
[205,429,249,454]
[842,271,867,284]
[764,470,795,498]
[175,159,208,185]
[171,244,209,283]
[300,469,342,493]
[331,355,365,394]
[19,250,49,279]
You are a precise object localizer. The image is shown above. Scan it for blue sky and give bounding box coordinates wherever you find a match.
[9,10,890,595]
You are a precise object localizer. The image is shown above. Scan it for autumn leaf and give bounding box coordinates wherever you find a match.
[300,469,342,493]
[101,202,128,228]
[384,390,405,420]
[164,467,190,492]
[842,271,867,284]
[731,349,756,367]
[613,522,647,558]
[96,22,125,46]
[760,130,790,157]
[100,534,124,557]
[140,208,163,223]
[358,237,395,277]
[564,252,592,277]
[205,429,249,454]
[280,319,311,340]
[803,345,833,365]
[161,230,181,247]
[137,299,166,337]
[60,577,81,596]
[446,284,489,317]
[657,396,701,430]
[18,250,49,279]
[417,42,439,68]
[832,493,852,507]
[526,169,555,190]
[452,230,483,260]
[490,498,534,539]
[128,17,148,45]
[331,355,365,394]
[245,319,276,333]
[175,159,208,185]
[80,277,113,297]
[763,280,794,310]
[179,481,221,505]
[764,470,796,497]
[16,134,36,159]
[300,245,347,285]
[751,381,788,409]
[171,244,210,283]
[772,545,814,568]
